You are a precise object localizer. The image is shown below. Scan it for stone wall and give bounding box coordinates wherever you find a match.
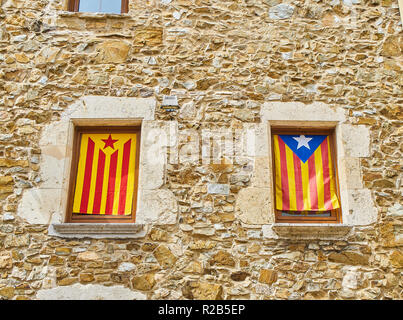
[0,0,402,300]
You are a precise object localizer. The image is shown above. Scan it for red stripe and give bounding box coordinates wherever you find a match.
[79,138,95,213]
[105,150,118,215]
[92,149,106,214]
[118,139,132,215]
[278,137,290,211]
[307,154,318,210]
[293,152,304,211]
[321,138,333,210]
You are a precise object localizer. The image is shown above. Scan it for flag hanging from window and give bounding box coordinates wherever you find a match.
[72,133,137,216]
[273,134,340,212]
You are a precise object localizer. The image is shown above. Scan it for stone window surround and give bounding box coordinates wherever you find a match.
[235,101,378,240]
[17,96,178,239]
[53,118,144,238]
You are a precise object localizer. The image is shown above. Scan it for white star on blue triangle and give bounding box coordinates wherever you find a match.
[279,134,328,163]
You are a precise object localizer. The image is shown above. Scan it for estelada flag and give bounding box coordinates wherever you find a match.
[273,134,340,212]
[72,133,137,215]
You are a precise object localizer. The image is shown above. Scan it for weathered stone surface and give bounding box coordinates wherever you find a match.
[192,283,223,300]
[35,284,146,300]
[269,4,294,19]
[183,261,204,274]
[231,271,249,282]
[382,35,402,57]
[96,41,130,63]
[4,234,29,248]
[131,274,156,291]
[35,47,60,65]
[0,287,15,299]
[258,269,278,285]
[0,159,29,167]
[153,245,177,268]
[77,251,101,262]
[207,183,230,195]
[387,203,403,217]
[0,176,14,185]
[0,255,13,269]
[328,252,370,266]
[389,250,403,268]
[211,250,235,267]
[235,187,271,224]
[134,27,163,46]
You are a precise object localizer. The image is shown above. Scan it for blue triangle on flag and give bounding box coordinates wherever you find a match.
[279,135,327,163]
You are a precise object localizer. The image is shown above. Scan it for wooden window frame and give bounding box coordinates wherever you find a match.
[65,126,141,223]
[68,0,129,14]
[271,126,342,224]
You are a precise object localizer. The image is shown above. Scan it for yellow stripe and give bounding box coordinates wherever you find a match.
[125,135,137,215]
[273,135,283,210]
[300,157,311,210]
[112,146,123,215]
[86,137,100,215]
[99,152,111,215]
[72,135,88,212]
[314,144,325,211]
[285,144,297,211]
[328,137,340,209]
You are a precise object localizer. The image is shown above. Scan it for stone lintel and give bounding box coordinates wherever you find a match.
[49,223,147,239]
[272,223,352,240]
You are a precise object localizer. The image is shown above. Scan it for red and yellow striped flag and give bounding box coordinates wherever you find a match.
[273,134,339,212]
[72,133,137,215]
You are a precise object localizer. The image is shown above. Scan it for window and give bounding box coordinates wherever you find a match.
[66,126,140,223]
[271,127,341,223]
[68,0,129,14]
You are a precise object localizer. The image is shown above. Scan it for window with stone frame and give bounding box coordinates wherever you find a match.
[66,126,140,223]
[68,0,129,14]
[271,127,342,223]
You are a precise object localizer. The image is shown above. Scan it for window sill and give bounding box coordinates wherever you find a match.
[272,223,352,240]
[48,223,147,239]
[58,11,131,19]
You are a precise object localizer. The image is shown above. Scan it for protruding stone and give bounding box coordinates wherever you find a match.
[131,273,156,291]
[269,4,294,19]
[211,250,235,267]
[183,261,203,274]
[389,251,403,268]
[259,269,278,285]
[328,252,370,266]
[231,271,250,281]
[153,245,177,268]
[4,234,29,248]
[207,183,230,195]
[35,47,60,65]
[134,27,163,46]
[96,41,130,63]
[0,159,29,167]
[192,283,223,300]
[15,53,30,63]
[0,255,13,269]
[77,251,100,262]
[118,262,136,272]
[382,35,402,57]
[0,287,15,299]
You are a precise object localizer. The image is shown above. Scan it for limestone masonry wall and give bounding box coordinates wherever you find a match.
[0,0,402,300]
